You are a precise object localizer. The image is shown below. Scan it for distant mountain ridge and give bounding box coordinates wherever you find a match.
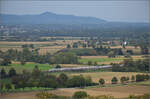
[0,12,107,25]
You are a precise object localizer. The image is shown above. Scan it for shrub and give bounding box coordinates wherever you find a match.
[99,78,105,86]
[0,68,7,78]
[8,68,16,77]
[88,61,92,66]
[131,75,135,82]
[120,76,127,84]
[73,91,87,99]
[111,77,118,84]
[56,64,61,68]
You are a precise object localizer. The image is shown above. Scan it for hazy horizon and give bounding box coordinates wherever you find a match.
[0,0,150,23]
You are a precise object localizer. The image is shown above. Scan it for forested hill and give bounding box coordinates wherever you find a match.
[0,12,150,39]
[0,12,106,25]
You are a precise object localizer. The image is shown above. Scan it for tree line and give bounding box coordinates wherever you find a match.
[112,57,150,72]
[0,66,96,92]
[98,74,150,86]
[0,48,78,66]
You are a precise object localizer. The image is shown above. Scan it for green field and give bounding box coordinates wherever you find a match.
[134,80,150,86]
[79,57,124,64]
[0,63,54,73]
[79,55,143,65]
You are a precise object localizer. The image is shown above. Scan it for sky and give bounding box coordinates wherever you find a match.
[0,0,150,23]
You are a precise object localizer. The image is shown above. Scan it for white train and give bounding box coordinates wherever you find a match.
[48,65,112,72]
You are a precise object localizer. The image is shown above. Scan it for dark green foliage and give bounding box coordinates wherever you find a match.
[126,76,129,82]
[120,76,127,84]
[136,74,150,82]
[11,71,94,89]
[131,75,135,82]
[112,64,124,72]
[36,92,71,99]
[99,78,105,86]
[66,49,97,56]
[32,65,41,78]
[58,73,68,87]
[94,61,98,66]
[108,51,116,58]
[128,94,150,99]
[82,43,87,48]
[0,68,7,78]
[50,52,78,64]
[145,74,149,80]
[0,49,79,65]
[126,50,133,55]
[65,46,123,56]
[111,77,118,84]
[73,91,87,99]
[73,43,78,48]
[56,64,61,68]
[112,57,150,72]
[88,61,92,66]
[67,44,71,48]
[0,57,11,66]
[20,59,26,65]
[114,48,123,55]
[67,75,86,87]
[8,68,16,77]
[138,33,150,55]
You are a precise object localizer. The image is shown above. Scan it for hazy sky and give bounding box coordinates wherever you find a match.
[0,0,150,23]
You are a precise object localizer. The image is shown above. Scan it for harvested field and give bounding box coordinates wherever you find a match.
[80,55,143,59]
[110,46,140,49]
[1,85,149,99]
[50,85,150,98]
[59,64,87,68]
[0,40,81,54]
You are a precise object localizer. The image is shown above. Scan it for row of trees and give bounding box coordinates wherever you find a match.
[0,68,16,78]
[0,66,95,90]
[0,48,78,65]
[112,57,150,72]
[99,74,150,86]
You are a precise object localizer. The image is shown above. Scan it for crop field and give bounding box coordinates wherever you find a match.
[0,40,81,54]
[51,85,150,98]
[1,85,150,99]
[79,55,143,65]
[0,62,53,73]
[134,80,150,86]
[0,41,146,55]
[59,64,87,68]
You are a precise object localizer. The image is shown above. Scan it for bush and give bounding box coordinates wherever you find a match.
[73,91,87,99]
[128,94,150,99]
[56,64,61,68]
[111,77,118,84]
[88,61,92,65]
[136,74,150,82]
[67,75,86,87]
[120,76,127,84]
[8,68,16,77]
[99,78,105,86]
[136,74,145,82]
[0,68,7,78]
[131,75,135,82]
